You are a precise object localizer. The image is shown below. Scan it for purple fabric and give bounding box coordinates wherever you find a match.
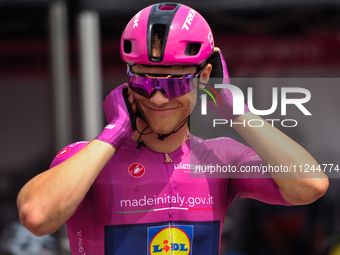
[207,50,250,121]
[95,84,135,150]
[51,135,291,254]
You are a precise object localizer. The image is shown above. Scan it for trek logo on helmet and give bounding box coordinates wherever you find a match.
[182,9,196,30]
[133,11,141,28]
[207,31,214,50]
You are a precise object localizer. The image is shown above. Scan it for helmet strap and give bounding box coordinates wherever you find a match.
[136,113,152,149]
[135,76,203,143]
[157,115,190,141]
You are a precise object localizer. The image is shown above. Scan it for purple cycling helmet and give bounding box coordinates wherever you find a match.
[120,2,214,66]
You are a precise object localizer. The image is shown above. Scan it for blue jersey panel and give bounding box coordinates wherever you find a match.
[105,221,220,255]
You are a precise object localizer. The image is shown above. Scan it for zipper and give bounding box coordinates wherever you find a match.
[163,152,173,220]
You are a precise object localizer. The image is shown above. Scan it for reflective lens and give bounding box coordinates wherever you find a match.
[127,65,202,99]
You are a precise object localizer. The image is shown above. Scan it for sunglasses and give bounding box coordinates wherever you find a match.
[127,65,203,99]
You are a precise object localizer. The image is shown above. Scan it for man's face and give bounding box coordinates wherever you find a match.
[130,64,199,135]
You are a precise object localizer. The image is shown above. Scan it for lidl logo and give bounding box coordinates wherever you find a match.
[148,225,193,255]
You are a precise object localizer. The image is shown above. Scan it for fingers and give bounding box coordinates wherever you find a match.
[213,47,220,52]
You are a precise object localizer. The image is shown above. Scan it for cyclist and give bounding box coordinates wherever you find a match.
[17,3,328,254]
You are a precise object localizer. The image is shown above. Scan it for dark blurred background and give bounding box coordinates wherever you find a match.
[0,0,340,254]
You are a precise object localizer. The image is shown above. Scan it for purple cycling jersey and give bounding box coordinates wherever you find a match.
[51,135,291,255]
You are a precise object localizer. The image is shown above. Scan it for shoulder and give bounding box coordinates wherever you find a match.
[191,135,250,152]
[50,141,89,168]
[190,135,259,163]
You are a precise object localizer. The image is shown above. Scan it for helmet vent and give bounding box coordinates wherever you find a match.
[151,24,166,61]
[159,5,176,10]
[123,40,132,54]
[185,43,201,56]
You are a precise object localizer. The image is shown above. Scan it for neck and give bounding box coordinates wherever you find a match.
[131,118,190,153]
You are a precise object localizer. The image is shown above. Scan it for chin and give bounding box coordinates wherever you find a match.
[148,123,176,135]
[138,108,189,135]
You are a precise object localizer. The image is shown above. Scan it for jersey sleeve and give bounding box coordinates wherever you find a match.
[50,141,89,168]
[210,137,292,206]
[50,141,90,213]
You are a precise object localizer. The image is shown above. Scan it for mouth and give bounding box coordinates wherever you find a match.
[146,106,178,116]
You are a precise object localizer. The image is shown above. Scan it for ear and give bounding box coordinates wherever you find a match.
[200,63,212,86]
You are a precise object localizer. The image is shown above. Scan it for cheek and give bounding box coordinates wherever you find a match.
[133,93,145,112]
[174,89,196,111]
[133,92,143,104]
[188,88,198,111]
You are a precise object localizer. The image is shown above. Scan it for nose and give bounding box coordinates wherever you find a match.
[149,89,170,106]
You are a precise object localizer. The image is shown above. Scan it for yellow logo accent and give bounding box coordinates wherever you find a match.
[149,227,191,254]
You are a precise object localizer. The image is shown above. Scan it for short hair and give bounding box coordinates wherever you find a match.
[151,24,201,60]
[151,24,165,58]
